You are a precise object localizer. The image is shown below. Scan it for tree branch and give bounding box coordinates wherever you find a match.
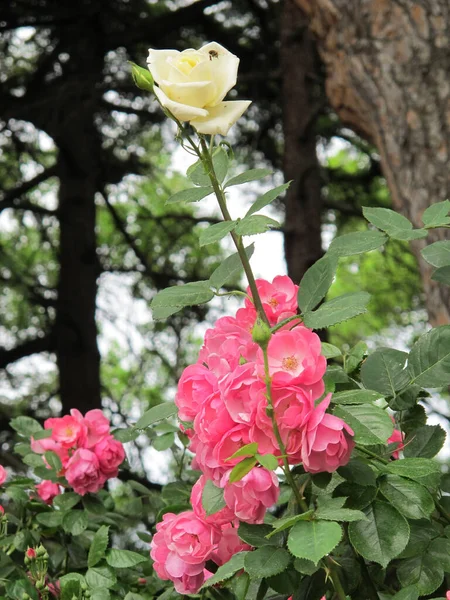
[0,165,58,215]
[0,333,55,370]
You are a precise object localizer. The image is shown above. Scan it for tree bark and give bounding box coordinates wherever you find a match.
[280,0,325,284]
[294,0,450,326]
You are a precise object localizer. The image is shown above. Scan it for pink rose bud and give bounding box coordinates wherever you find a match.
[65,448,106,496]
[36,481,61,505]
[138,577,147,585]
[0,466,7,486]
[301,394,354,474]
[222,467,280,524]
[0,505,4,515]
[387,418,404,459]
[26,547,37,560]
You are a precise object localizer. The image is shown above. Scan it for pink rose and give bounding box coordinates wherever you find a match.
[36,481,61,505]
[191,439,226,485]
[190,476,236,526]
[150,511,219,594]
[246,275,299,325]
[65,449,106,496]
[446,592,450,600]
[176,364,218,423]
[30,435,70,468]
[387,418,404,459]
[262,326,326,391]
[213,424,252,469]
[0,466,7,486]
[0,505,4,515]
[301,394,354,474]
[94,435,126,477]
[211,524,252,566]
[45,414,87,449]
[193,391,235,446]
[219,363,263,425]
[48,580,60,598]
[222,467,279,524]
[72,409,110,448]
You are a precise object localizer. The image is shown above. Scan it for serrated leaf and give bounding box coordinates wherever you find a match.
[397,555,443,595]
[10,416,42,436]
[363,207,428,240]
[349,500,409,567]
[224,169,272,188]
[256,453,278,470]
[238,522,278,547]
[151,281,214,311]
[421,240,450,267]
[135,402,177,430]
[53,492,80,511]
[321,343,341,359]
[266,511,314,539]
[166,186,213,204]
[379,475,434,520]
[227,443,258,461]
[338,459,377,486]
[429,536,450,572]
[187,147,228,186]
[392,585,420,600]
[44,450,62,472]
[88,526,110,568]
[404,424,446,459]
[328,230,388,256]
[422,200,450,227]
[235,215,280,236]
[112,427,139,443]
[106,549,147,568]
[202,480,226,516]
[303,292,370,329]
[245,183,291,217]
[431,265,450,286]
[89,590,110,600]
[201,552,249,588]
[383,458,442,491]
[244,546,291,579]
[298,255,338,313]
[334,404,393,445]
[360,347,409,397]
[408,325,450,387]
[287,520,342,565]
[199,221,237,247]
[209,244,254,289]
[85,567,117,589]
[229,457,258,483]
[36,512,64,528]
[331,389,383,405]
[315,496,367,522]
[63,510,88,536]
[344,340,368,374]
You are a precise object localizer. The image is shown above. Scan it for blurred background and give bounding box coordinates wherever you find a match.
[0,0,447,486]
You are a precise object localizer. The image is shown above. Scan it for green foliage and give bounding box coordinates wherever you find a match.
[287,520,342,565]
[302,291,371,329]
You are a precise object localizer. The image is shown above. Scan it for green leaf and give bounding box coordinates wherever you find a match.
[266,511,314,538]
[112,427,139,443]
[379,475,434,520]
[397,555,443,596]
[224,168,272,188]
[349,500,409,567]
[187,147,228,186]
[135,402,177,430]
[267,568,301,595]
[32,428,53,440]
[10,416,42,436]
[328,230,388,256]
[209,244,255,289]
[384,458,442,491]
[315,496,367,522]
[331,389,383,405]
[287,520,342,565]
[88,590,110,600]
[392,586,420,600]
[422,200,450,227]
[338,459,377,487]
[227,442,258,461]
[88,526,110,568]
[234,215,280,236]
[421,240,450,267]
[298,255,338,313]
[428,536,450,572]
[293,557,320,576]
[153,432,175,451]
[45,450,62,472]
[321,343,342,359]
[256,453,278,470]
[166,186,213,204]
[360,347,409,397]
[246,183,291,217]
[201,552,249,588]
[82,495,106,515]
[408,325,450,387]
[402,405,428,435]
[303,292,370,329]
[335,482,377,510]
[36,512,64,528]
[333,404,393,445]
[431,265,450,285]
[85,566,117,589]
[390,385,422,410]
[53,492,80,511]
[106,549,147,568]
[363,207,428,240]
[63,510,88,536]
[151,281,213,312]
[404,424,446,459]
[129,62,154,92]
[244,546,291,579]
[199,221,237,247]
[344,341,368,374]
[229,457,257,483]
[202,480,226,516]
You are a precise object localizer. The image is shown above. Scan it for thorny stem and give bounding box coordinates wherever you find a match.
[326,557,347,600]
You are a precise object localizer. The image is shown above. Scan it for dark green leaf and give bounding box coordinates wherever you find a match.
[429,536,450,572]
[63,510,88,536]
[397,555,443,596]
[298,255,338,313]
[202,480,226,516]
[432,265,450,285]
[224,169,272,188]
[344,341,368,374]
[235,215,280,236]
[151,281,214,311]
[303,292,370,329]
[363,207,427,240]
[328,230,388,256]
[335,483,377,510]
[44,450,62,472]
[334,404,393,445]
[287,520,342,565]
[135,402,177,430]
[331,389,383,405]
[187,147,228,186]
[379,475,434,519]
[10,416,42,436]
[53,492,80,511]
[422,200,450,227]
[348,500,409,567]
[409,325,450,387]
[267,568,301,594]
[402,405,427,434]
[293,558,319,576]
[421,240,450,267]
[85,567,117,589]
[199,221,237,247]
[209,244,254,289]
[88,525,110,568]
[360,347,409,396]
[392,586,420,600]
[246,183,291,217]
[404,424,446,458]
[338,459,377,487]
[166,186,213,204]
[384,458,442,491]
[238,522,277,547]
[390,385,421,410]
[266,511,314,538]
[244,546,291,578]
[36,512,64,528]
[315,496,367,522]
[201,552,249,588]
[106,549,147,568]
[82,495,106,515]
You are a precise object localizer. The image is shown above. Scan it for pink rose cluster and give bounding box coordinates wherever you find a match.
[151,277,355,594]
[31,409,125,496]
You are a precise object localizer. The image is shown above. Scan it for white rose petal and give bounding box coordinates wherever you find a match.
[190,100,251,136]
[160,80,214,109]
[153,86,209,121]
[199,42,240,106]
[147,49,182,85]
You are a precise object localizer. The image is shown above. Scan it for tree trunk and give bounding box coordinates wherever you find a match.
[281,0,325,284]
[295,0,450,326]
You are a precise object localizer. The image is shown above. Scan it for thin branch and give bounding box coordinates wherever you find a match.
[0,333,55,370]
[0,165,58,215]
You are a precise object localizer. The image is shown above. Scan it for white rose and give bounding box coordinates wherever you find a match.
[147,42,251,136]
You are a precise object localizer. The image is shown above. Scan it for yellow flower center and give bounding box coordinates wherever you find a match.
[282,355,298,372]
[176,53,202,75]
[268,297,279,308]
